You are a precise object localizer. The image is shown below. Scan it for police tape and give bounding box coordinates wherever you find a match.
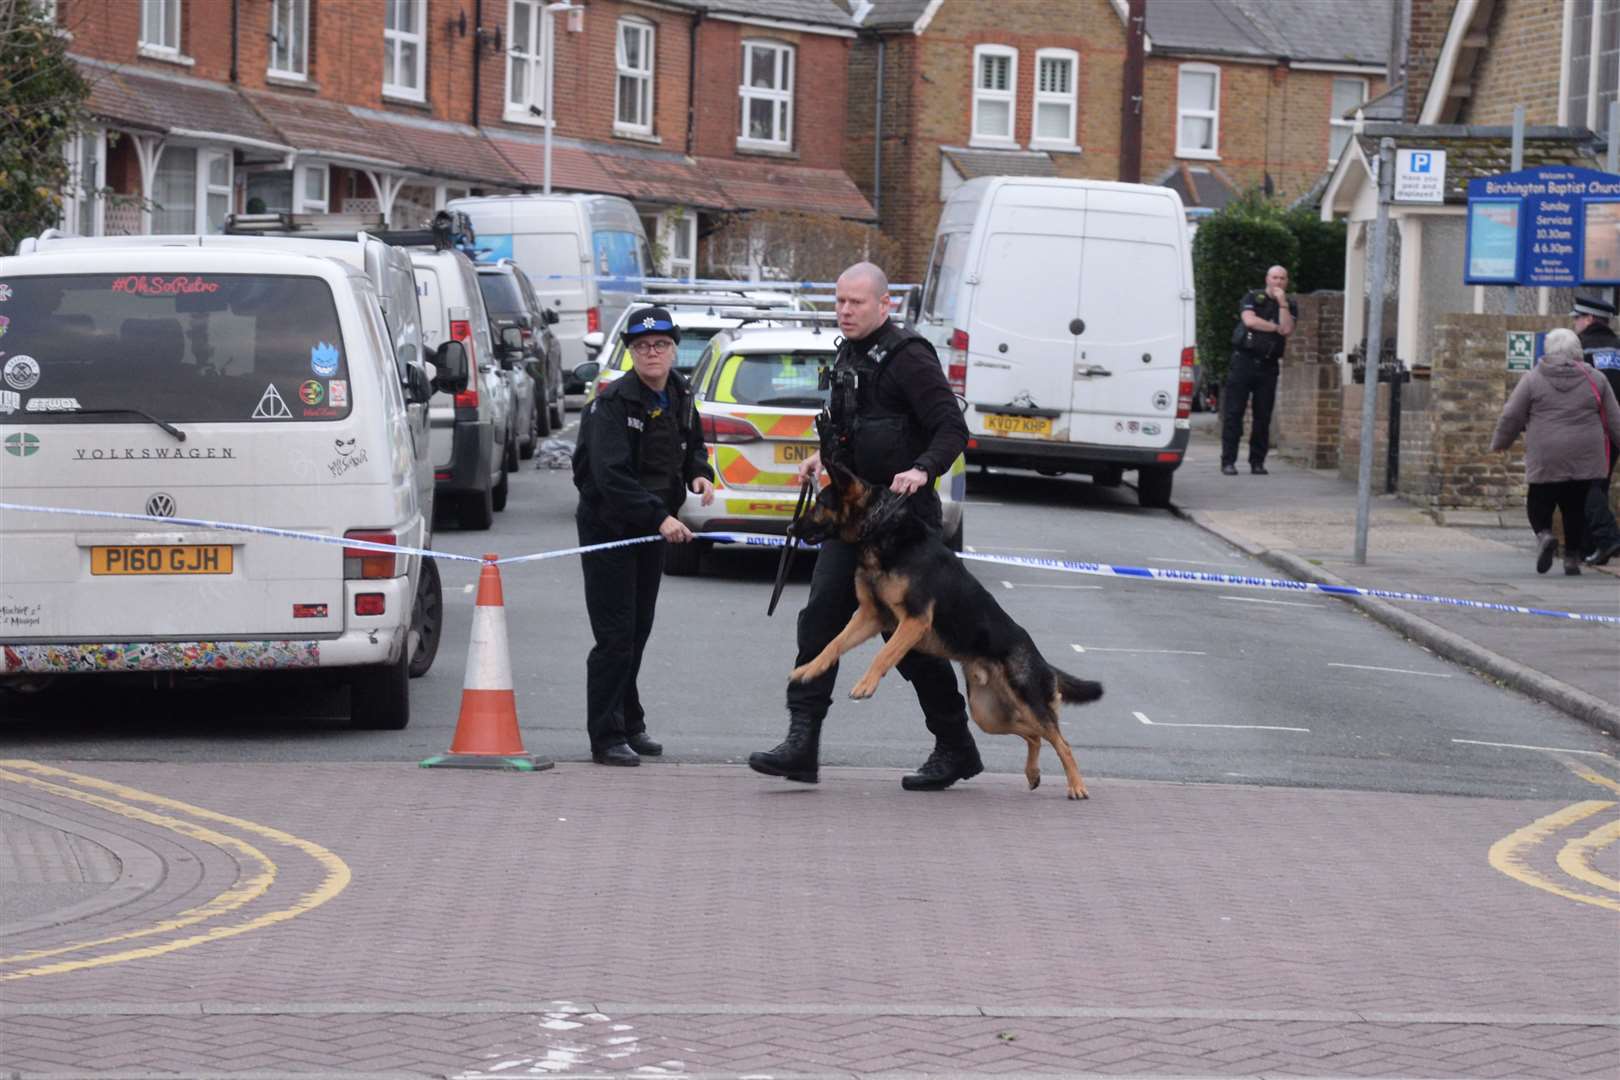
[702,532,1620,626]
[2,502,1615,625]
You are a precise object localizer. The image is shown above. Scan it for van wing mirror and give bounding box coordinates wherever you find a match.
[433,339,470,393]
[542,307,560,326]
[573,360,601,384]
[405,362,434,404]
[500,325,523,353]
[582,331,605,358]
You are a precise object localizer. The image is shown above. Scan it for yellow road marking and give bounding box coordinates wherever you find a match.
[1554,754,1620,796]
[0,760,350,980]
[0,768,277,964]
[1558,818,1620,895]
[1487,801,1620,913]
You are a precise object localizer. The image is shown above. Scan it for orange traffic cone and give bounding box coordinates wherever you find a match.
[421,555,552,772]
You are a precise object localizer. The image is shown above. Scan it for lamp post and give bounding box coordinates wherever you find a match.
[542,2,579,196]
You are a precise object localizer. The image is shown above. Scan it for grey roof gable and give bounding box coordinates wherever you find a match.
[848,0,935,30]
[1145,0,1390,67]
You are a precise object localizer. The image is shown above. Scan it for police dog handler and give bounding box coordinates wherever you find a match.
[573,306,714,766]
[749,262,984,792]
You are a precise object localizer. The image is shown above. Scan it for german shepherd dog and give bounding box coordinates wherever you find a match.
[788,462,1104,799]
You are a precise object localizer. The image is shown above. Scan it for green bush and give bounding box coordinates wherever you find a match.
[1285,208,1347,294]
[0,1,91,254]
[1192,211,1296,386]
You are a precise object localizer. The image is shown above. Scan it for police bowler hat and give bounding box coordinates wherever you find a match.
[623,306,682,345]
[1572,295,1618,319]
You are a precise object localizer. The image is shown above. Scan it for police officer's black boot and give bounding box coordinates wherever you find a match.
[748,713,822,783]
[901,729,984,791]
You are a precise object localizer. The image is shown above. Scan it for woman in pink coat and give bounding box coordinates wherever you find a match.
[1491,327,1620,575]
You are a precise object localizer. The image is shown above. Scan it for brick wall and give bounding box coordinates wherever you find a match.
[1459,0,1565,125]
[1275,292,1345,469]
[1404,0,1459,122]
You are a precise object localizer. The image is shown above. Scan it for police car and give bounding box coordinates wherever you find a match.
[667,316,967,576]
[584,290,800,402]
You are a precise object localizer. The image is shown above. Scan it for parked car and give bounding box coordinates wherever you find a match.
[476,259,564,450]
[449,193,652,396]
[646,321,966,576]
[583,290,801,403]
[0,235,467,728]
[910,176,1195,508]
[411,248,515,528]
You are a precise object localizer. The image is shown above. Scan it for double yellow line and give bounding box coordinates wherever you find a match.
[1488,756,1620,912]
[0,760,350,981]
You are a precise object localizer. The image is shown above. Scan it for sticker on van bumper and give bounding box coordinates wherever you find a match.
[1,640,321,673]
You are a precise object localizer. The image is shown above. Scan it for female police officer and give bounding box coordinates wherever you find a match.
[573,306,714,765]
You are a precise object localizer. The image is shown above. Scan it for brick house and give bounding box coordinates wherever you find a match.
[842,0,1389,281]
[48,0,874,277]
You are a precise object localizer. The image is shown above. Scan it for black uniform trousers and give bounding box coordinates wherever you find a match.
[1583,447,1620,555]
[1221,352,1280,468]
[1526,481,1589,556]
[577,508,662,752]
[785,532,972,744]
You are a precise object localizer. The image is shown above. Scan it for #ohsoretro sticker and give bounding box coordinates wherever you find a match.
[328,379,348,407]
[4,354,40,391]
[311,341,340,377]
[299,380,324,406]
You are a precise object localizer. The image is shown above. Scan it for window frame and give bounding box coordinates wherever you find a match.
[1562,0,1620,135]
[295,162,330,214]
[1328,76,1368,162]
[139,0,182,55]
[201,150,234,233]
[1030,47,1079,150]
[505,0,548,125]
[970,44,1019,148]
[737,38,795,151]
[383,0,426,103]
[1176,62,1221,160]
[268,0,309,81]
[62,129,106,237]
[615,17,656,136]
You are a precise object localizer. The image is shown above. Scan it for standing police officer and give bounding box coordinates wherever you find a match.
[748,262,982,791]
[574,306,715,765]
[1573,295,1620,565]
[1221,265,1297,476]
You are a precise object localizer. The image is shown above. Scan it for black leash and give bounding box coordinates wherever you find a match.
[767,478,814,616]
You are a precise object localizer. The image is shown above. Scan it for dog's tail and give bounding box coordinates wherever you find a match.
[1053,667,1104,704]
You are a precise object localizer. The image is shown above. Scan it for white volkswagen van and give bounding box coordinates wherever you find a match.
[448,193,652,379]
[912,177,1196,508]
[0,239,464,728]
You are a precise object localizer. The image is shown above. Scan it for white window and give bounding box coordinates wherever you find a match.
[203,151,233,232]
[63,130,105,236]
[971,45,1017,146]
[1565,0,1620,135]
[383,0,425,101]
[659,210,695,279]
[269,0,309,80]
[616,18,655,135]
[1032,48,1078,149]
[738,40,794,149]
[152,148,197,234]
[36,0,59,22]
[297,163,329,213]
[506,0,546,123]
[1328,76,1367,161]
[140,0,181,53]
[1177,63,1220,158]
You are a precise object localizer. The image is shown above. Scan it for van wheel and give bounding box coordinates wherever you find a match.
[532,386,551,442]
[663,539,705,577]
[351,648,410,730]
[944,519,964,553]
[462,485,495,530]
[1136,466,1174,509]
[408,556,442,679]
[492,463,510,512]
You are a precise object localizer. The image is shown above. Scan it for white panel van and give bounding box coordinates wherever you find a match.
[912,177,1195,507]
[448,193,652,385]
[0,238,465,728]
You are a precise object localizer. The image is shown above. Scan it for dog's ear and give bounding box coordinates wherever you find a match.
[826,459,862,494]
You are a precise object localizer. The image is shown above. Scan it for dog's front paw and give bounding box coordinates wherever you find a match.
[848,675,880,699]
[1066,783,1089,801]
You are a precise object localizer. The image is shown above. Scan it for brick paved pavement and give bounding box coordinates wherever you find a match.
[2,761,1617,1078]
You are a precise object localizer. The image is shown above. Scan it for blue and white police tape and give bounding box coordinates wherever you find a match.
[702,531,1620,626]
[2,503,1614,625]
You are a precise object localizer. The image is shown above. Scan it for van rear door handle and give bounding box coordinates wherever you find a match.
[1079,364,1112,377]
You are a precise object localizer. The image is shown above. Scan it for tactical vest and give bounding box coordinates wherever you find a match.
[824,322,936,489]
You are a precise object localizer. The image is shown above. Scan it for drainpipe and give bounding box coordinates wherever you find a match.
[873,34,885,219]
[685,10,704,154]
[230,0,239,82]
[1118,0,1145,183]
[472,0,483,127]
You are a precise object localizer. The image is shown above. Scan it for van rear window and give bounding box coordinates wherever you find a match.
[0,274,351,424]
